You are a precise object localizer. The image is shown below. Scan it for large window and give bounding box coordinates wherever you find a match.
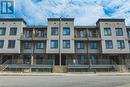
[116,28,123,36]
[36,42,44,49]
[76,42,84,49]
[117,40,125,49]
[8,40,15,48]
[63,27,70,35]
[0,28,6,35]
[104,28,111,36]
[105,40,113,49]
[0,40,4,48]
[90,42,97,49]
[24,41,32,49]
[90,54,97,64]
[63,40,70,48]
[35,29,45,37]
[51,40,58,48]
[10,27,17,35]
[51,27,58,35]
[77,55,85,64]
[24,30,33,38]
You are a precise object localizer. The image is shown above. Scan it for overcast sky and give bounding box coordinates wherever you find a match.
[14,0,130,26]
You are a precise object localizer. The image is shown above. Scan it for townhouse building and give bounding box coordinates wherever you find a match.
[0,18,130,72]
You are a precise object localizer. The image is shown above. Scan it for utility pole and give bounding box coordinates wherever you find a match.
[59,17,62,66]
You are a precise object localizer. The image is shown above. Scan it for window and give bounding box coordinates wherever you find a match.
[104,28,111,36]
[90,54,96,64]
[35,29,45,37]
[24,42,32,49]
[117,40,125,49]
[8,40,15,48]
[63,40,70,48]
[24,30,33,37]
[10,27,17,35]
[51,27,58,35]
[90,42,97,49]
[0,40,4,48]
[77,30,84,37]
[77,42,84,49]
[128,31,130,37]
[63,27,70,35]
[51,40,58,48]
[77,55,85,64]
[105,40,113,49]
[116,28,123,36]
[0,28,6,35]
[129,42,130,49]
[36,42,44,49]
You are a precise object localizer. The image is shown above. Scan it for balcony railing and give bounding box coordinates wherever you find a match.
[75,34,100,40]
[20,34,47,40]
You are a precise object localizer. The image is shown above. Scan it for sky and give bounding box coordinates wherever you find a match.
[13,0,130,26]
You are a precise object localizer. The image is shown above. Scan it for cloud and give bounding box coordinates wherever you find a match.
[13,0,130,26]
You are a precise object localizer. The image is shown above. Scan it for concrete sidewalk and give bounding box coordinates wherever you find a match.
[116,84,130,87]
[0,72,130,76]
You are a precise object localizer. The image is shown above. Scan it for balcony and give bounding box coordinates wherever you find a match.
[88,34,101,41]
[74,34,101,41]
[20,34,47,41]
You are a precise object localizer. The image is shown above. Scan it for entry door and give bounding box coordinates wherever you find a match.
[55,55,59,65]
[61,55,66,65]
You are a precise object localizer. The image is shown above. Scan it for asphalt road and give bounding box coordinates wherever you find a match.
[0,75,130,87]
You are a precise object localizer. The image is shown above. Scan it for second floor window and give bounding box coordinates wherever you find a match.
[0,28,6,35]
[117,40,125,49]
[10,27,17,35]
[77,42,84,49]
[116,28,123,36]
[104,28,111,36]
[8,40,15,48]
[0,40,4,48]
[24,42,32,49]
[51,40,58,48]
[90,42,97,49]
[63,27,70,35]
[36,42,44,49]
[51,27,58,35]
[105,40,113,49]
[63,40,70,48]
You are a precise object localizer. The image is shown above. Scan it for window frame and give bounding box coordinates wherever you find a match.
[76,42,84,49]
[51,40,58,49]
[24,41,32,49]
[36,42,44,49]
[104,28,111,36]
[90,42,97,49]
[51,27,58,35]
[0,40,4,48]
[105,40,113,49]
[63,40,70,48]
[63,27,70,35]
[115,28,123,36]
[8,40,15,48]
[117,40,125,49]
[0,27,6,35]
[10,27,17,35]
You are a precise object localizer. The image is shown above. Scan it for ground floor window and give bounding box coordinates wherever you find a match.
[90,54,97,64]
